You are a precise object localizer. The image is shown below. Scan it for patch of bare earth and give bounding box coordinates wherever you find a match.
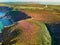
[17,20,40,45]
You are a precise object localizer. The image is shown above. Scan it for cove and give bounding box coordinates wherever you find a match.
[46,23,60,45]
[0,6,31,42]
[6,11,31,22]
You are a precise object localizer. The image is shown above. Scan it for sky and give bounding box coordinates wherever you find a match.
[0,0,60,2]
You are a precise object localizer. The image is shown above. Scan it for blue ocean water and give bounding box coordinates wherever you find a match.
[46,24,60,45]
[0,12,6,17]
[0,6,13,27]
[0,17,13,26]
[0,22,4,33]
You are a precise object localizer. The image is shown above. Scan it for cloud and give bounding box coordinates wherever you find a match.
[19,0,60,2]
[0,0,60,2]
[0,0,18,2]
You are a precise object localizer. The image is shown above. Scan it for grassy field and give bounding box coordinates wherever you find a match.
[21,9,60,23]
[11,20,51,45]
